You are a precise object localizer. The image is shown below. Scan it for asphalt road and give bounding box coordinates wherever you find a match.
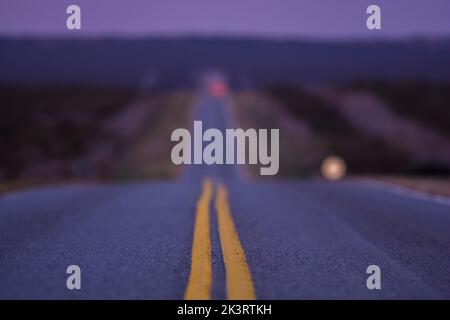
[0,92,449,299]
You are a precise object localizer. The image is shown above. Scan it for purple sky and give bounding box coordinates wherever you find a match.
[1,0,450,39]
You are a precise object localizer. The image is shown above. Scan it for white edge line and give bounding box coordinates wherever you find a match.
[358,180,450,207]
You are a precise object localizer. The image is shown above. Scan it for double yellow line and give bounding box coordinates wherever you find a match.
[184,178,255,300]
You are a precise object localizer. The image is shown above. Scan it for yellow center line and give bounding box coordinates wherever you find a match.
[184,178,213,300]
[215,183,256,300]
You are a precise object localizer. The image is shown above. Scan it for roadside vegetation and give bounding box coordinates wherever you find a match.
[113,92,195,181]
[233,86,410,178]
[233,83,450,198]
[342,81,450,137]
[0,86,195,189]
[0,87,132,180]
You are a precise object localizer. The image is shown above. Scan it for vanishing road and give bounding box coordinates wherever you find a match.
[0,91,449,299]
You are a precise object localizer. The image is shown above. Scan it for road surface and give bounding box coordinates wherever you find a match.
[0,92,449,299]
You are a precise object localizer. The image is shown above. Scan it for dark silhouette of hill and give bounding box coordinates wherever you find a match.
[1,37,450,88]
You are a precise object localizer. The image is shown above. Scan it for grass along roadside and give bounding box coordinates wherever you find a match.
[0,89,196,194]
[231,89,410,178]
[112,91,195,181]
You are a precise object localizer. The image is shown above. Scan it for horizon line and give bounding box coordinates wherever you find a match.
[1,31,450,43]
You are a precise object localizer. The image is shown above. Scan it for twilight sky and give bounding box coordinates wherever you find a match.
[1,0,450,39]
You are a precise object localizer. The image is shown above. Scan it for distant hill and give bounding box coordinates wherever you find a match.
[1,37,450,88]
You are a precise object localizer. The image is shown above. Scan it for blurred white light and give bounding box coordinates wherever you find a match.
[321,156,346,181]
